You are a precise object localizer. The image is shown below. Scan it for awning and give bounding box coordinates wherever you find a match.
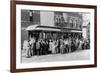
[26,25,82,33]
[71,30,82,33]
[26,25,39,30]
[35,28,61,32]
[26,25,60,32]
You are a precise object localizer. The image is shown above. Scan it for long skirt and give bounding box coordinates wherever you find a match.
[26,47,31,57]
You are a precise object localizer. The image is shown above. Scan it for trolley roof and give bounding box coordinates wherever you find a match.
[26,24,82,33]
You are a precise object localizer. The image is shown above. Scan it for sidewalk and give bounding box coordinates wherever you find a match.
[21,49,90,63]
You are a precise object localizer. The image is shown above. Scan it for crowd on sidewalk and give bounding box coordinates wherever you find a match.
[23,37,90,58]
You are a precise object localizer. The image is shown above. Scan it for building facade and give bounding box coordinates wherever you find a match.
[82,13,90,40]
[21,10,83,49]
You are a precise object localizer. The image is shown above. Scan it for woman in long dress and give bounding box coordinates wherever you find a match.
[23,40,31,58]
[78,39,83,50]
[51,41,56,54]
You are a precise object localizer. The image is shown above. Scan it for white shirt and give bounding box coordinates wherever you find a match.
[23,40,29,50]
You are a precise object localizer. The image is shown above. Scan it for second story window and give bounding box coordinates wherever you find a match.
[29,10,33,22]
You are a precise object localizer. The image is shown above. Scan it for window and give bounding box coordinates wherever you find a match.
[29,10,33,22]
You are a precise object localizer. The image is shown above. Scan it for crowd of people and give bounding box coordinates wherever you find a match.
[23,37,90,58]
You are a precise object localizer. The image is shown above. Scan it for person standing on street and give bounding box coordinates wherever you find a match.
[36,39,40,55]
[29,38,36,56]
[23,40,31,58]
